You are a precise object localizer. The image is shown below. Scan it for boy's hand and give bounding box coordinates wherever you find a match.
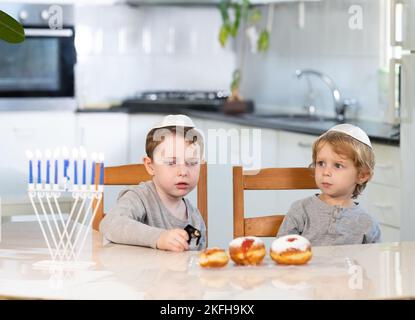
[156,229,189,252]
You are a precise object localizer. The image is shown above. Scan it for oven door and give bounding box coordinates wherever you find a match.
[0,27,76,99]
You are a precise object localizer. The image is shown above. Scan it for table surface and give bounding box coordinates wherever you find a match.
[0,221,414,300]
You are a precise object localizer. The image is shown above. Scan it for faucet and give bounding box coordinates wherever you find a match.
[295,69,355,122]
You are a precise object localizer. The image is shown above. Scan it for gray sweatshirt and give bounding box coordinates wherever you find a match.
[99,180,206,250]
[277,194,381,246]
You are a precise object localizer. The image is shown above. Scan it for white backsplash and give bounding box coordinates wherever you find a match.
[74,4,235,107]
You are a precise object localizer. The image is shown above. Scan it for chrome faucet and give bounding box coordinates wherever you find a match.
[295,69,355,122]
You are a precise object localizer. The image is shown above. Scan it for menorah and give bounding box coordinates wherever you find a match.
[26,147,104,271]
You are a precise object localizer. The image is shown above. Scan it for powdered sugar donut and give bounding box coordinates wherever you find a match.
[229,236,266,266]
[270,235,312,265]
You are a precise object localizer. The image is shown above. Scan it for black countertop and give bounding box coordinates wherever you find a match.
[77,106,400,146]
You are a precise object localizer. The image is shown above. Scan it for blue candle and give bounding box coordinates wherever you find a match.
[99,153,104,185]
[54,159,58,185]
[82,159,86,185]
[91,152,97,186]
[73,148,79,185]
[64,159,69,179]
[53,148,60,186]
[36,150,42,184]
[62,147,69,181]
[37,159,41,184]
[26,150,34,184]
[29,159,33,184]
[46,159,50,184]
[74,159,78,185]
[91,160,95,185]
[45,149,51,185]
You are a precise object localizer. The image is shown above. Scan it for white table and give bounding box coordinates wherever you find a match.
[0,221,414,300]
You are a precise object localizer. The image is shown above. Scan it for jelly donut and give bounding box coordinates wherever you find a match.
[229,236,266,266]
[270,235,312,265]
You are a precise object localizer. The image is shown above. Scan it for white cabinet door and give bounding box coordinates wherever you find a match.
[277,131,319,214]
[0,112,75,199]
[76,113,129,166]
[371,143,400,187]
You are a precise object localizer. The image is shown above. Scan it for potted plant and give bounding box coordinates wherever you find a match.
[218,0,272,114]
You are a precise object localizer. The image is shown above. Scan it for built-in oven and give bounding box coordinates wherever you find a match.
[0,3,76,110]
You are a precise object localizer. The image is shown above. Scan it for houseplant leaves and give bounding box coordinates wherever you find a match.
[0,10,25,44]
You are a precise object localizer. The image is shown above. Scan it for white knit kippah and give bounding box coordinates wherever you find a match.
[326,123,372,148]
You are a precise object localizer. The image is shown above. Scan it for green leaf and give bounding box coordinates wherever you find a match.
[0,10,25,44]
[219,0,230,24]
[219,24,230,47]
[231,69,241,92]
[258,29,270,52]
[230,4,241,37]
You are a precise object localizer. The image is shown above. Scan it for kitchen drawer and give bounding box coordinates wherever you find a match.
[371,143,400,188]
[360,183,400,228]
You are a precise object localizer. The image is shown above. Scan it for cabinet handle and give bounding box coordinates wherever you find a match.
[297,142,312,148]
[373,203,393,209]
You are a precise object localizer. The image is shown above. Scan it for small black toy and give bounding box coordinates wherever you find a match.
[184,224,201,246]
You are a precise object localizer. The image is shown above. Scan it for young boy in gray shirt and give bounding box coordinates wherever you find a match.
[277,124,381,246]
[100,115,206,251]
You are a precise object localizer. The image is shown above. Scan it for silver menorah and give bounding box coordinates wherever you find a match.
[27,147,104,271]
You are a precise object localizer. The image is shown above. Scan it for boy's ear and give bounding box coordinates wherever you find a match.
[357,170,371,184]
[143,156,155,176]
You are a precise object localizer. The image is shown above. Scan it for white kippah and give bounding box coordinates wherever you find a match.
[148,114,204,143]
[326,123,372,148]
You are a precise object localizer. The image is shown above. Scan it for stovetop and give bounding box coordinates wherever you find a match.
[134,90,229,102]
[121,90,232,113]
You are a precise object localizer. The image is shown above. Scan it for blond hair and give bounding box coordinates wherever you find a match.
[311,131,375,199]
[145,126,204,160]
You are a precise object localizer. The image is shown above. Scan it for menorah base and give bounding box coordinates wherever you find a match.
[33,260,96,271]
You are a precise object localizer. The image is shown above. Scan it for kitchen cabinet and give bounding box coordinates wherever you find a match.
[276,131,319,213]
[359,143,401,242]
[0,112,75,199]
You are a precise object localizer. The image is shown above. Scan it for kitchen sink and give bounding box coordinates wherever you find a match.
[254,113,339,122]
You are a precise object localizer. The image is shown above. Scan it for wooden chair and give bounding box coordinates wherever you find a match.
[93,163,208,242]
[233,166,317,238]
